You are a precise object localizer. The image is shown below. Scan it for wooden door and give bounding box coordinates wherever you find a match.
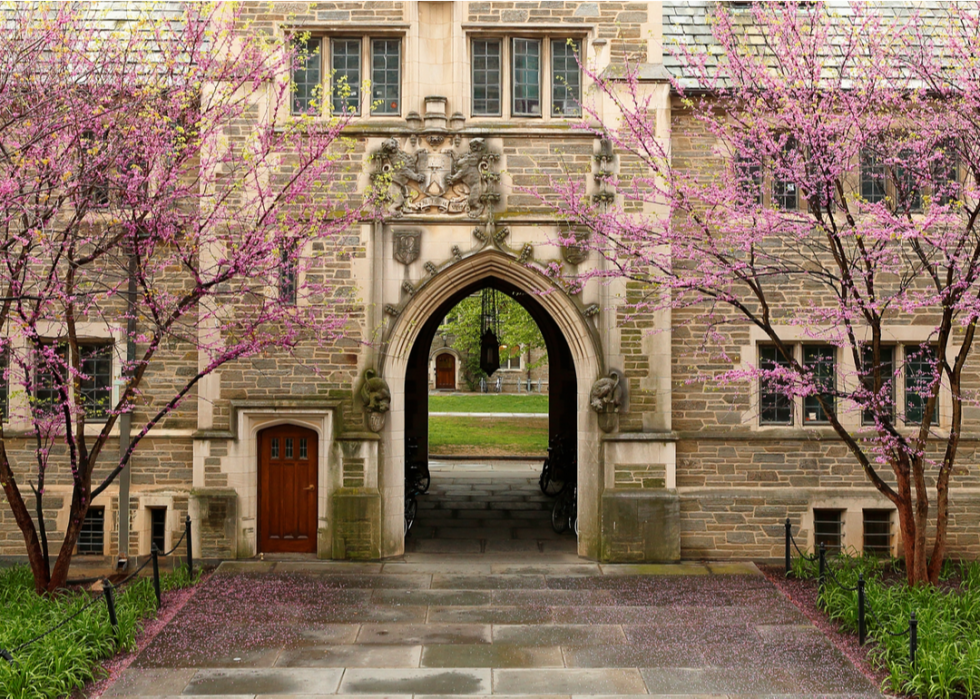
[258,425,318,553]
[435,354,455,389]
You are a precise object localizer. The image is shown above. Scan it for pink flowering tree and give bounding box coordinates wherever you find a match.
[0,4,357,593]
[549,3,980,585]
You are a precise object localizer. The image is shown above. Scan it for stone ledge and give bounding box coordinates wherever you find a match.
[601,431,678,442]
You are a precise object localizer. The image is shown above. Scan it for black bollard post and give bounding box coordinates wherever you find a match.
[151,543,162,608]
[103,579,119,643]
[784,518,791,575]
[185,515,194,582]
[857,574,866,646]
[818,542,826,602]
[910,610,918,671]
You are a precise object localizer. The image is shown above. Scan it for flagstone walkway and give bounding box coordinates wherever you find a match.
[100,462,880,698]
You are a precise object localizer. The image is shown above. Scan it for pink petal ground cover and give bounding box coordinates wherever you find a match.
[86,572,210,698]
[760,565,893,694]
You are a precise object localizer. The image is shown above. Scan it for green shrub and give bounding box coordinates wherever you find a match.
[792,554,980,699]
[0,564,199,699]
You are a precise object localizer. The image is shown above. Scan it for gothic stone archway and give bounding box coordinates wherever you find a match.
[379,250,603,559]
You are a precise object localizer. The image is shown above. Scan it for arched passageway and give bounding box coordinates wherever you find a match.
[379,251,602,559]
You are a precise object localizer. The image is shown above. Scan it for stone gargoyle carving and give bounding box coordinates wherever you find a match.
[374,137,426,214]
[360,368,391,432]
[590,369,625,433]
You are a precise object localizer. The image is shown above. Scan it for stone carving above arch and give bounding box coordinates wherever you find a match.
[372,136,500,218]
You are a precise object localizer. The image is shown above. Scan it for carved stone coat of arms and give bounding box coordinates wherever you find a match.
[373,137,500,218]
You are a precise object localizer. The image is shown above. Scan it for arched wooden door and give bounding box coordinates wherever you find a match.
[258,425,318,553]
[435,353,455,389]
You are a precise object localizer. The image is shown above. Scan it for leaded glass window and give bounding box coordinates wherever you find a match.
[803,345,835,423]
[861,345,894,425]
[759,346,792,425]
[79,344,112,419]
[512,38,541,116]
[472,39,501,116]
[861,148,886,204]
[551,39,581,116]
[331,39,361,114]
[905,344,938,425]
[371,39,400,115]
[772,136,798,209]
[895,149,922,211]
[292,36,322,114]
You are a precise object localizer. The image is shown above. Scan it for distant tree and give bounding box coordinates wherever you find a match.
[438,293,546,388]
[545,2,980,585]
[0,3,356,593]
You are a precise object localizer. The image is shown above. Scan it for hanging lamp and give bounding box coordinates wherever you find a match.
[479,288,501,376]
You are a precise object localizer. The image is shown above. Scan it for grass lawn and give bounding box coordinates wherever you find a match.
[0,565,198,699]
[429,415,548,456]
[428,393,548,414]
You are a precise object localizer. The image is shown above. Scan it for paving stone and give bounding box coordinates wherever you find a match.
[214,561,276,574]
[296,605,428,623]
[102,668,196,696]
[491,563,599,575]
[339,668,492,694]
[357,623,491,645]
[382,563,494,575]
[275,644,421,668]
[427,605,553,624]
[288,624,360,645]
[562,643,707,668]
[492,624,628,646]
[132,646,281,669]
[638,666,801,694]
[706,561,763,576]
[271,562,383,575]
[492,590,616,606]
[410,539,484,553]
[492,669,648,695]
[599,563,710,576]
[430,574,546,590]
[421,643,564,668]
[182,668,343,695]
[279,574,431,589]
[372,589,491,606]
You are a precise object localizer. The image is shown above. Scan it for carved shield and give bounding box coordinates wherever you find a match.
[393,229,421,265]
[561,229,590,265]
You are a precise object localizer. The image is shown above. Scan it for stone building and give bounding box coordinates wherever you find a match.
[2,1,978,567]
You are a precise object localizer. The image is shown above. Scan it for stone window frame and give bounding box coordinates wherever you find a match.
[2,322,125,430]
[288,31,407,118]
[464,29,588,121]
[803,501,896,556]
[498,344,524,372]
[742,326,953,432]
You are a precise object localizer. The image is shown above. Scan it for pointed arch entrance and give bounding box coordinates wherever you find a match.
[379,251,603,559]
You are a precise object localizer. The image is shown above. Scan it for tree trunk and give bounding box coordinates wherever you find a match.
[895,497,922,586]
[0,462,51,594]
[47,489,90,592]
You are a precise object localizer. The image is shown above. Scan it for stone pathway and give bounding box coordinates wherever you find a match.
[101,556,879,698]
[100,462,880,698]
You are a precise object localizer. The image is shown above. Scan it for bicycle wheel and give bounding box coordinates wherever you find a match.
[551,493,570,533]
[417,463,431,494]
[404,495,418,535]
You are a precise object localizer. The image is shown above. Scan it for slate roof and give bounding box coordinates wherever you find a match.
[661,1,960,89]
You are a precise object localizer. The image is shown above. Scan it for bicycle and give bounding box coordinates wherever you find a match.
[539,436,568,495]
